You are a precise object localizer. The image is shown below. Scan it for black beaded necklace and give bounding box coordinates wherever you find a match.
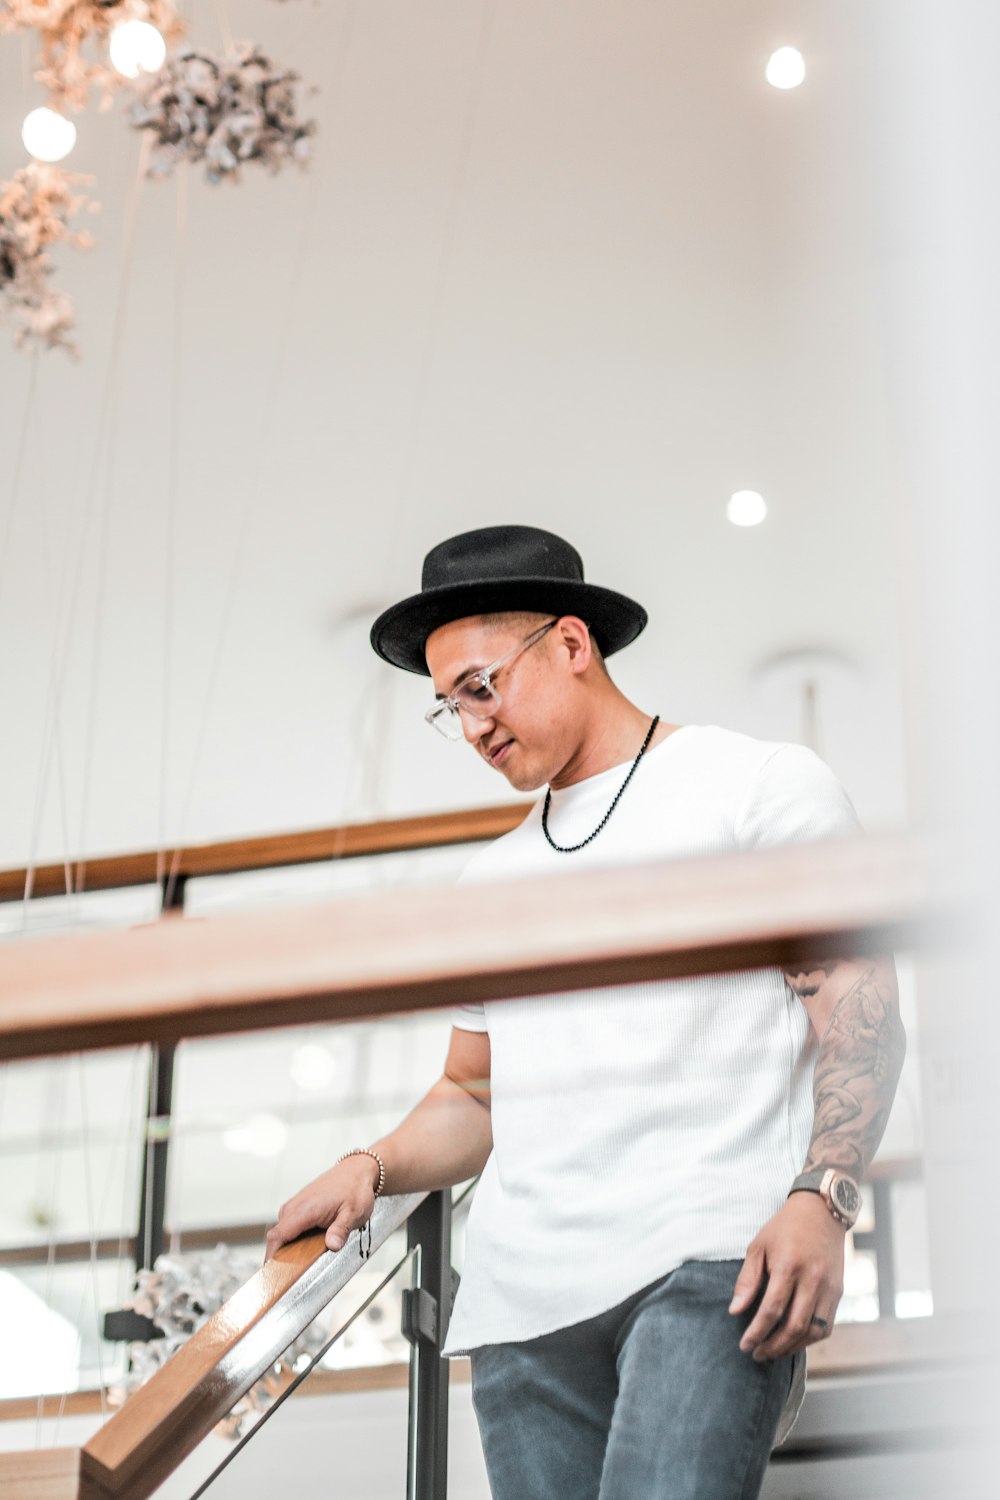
[541,715,660,854]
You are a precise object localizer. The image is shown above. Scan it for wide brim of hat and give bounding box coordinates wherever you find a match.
[370,577,648,676]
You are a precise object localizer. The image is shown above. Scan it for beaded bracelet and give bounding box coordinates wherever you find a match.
[336,1148,385,1258]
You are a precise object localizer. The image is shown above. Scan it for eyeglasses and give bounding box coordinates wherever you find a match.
[425,619,558,740]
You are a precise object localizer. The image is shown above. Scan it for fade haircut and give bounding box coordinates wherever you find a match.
[478,610,609,675]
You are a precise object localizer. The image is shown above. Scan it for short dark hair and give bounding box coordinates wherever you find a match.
[478,611,609,675]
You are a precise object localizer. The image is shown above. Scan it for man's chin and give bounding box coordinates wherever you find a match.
[500,763,547,794]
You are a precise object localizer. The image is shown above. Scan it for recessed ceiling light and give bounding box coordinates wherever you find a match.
[766,47,806,90]
[727,491,768,527]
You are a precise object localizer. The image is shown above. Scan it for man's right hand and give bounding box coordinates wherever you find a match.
[264,1154,380,1260]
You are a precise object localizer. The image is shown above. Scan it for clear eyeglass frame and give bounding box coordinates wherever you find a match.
[424,619,558,740]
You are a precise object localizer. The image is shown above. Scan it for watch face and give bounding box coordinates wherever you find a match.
[832,1177,861,1219]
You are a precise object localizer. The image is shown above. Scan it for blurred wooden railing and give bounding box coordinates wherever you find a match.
[0,832,950,1060]
[0,804,528,903]
[0,827,964,1497]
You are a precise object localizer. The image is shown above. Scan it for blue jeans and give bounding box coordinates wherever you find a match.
[469,1259,799,1500]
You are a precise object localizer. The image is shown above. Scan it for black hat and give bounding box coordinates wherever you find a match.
[370,524,648,676]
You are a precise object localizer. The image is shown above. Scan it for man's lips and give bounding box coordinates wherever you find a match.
[486,740,513,767]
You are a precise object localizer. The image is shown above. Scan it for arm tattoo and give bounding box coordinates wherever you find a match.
[802,964,906,1178]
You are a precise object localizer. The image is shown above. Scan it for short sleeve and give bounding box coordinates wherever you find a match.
[734,744,863,850]
[452,1001,489,1033]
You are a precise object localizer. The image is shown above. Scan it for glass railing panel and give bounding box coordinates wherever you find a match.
[153,1233,416,1500]
[0,1048,149,1248]
[0,1256,130,1409]
[165,1016,451,1234]
[0,1044,150,1410]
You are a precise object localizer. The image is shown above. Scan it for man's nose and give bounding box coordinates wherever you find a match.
[461,707,495,745]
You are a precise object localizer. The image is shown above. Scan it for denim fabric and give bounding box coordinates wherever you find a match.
[469,1259,800,1500]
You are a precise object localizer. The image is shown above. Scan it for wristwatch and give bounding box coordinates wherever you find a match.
[788,1167,862,1229]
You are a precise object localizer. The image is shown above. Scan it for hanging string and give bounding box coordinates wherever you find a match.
[324,0,498,862]
[155,164,189,897]
[164,1056,185,1256]
[49,1050,146,1443]
[303,0,501,1186]
[33,1058,69,1444]
[161,0,361,908]
[35,470,78,911]
[114,1046,149,1312]
[77,1057,109,1425]
[49,1058,109,1444]
[310,0,500,888]
[73,144,158,905]
[213,0,236,56]
[0,365,78,922]
[21,136,150,928]
[0,347,39,618]
[70,137,152,900]
[381,0,500,581]
[0,351,78,905]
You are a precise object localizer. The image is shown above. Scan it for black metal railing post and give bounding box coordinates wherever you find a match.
[402,1190,454,1500]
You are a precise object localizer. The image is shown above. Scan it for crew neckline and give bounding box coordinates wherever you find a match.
[546,723,696,805]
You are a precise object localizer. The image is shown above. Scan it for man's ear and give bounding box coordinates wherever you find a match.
[556,616,593,675]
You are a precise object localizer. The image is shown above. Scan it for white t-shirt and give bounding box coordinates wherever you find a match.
[442,724,862,1356]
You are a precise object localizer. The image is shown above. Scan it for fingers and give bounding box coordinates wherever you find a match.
[728,1243,766,1315]
[738,1267,794,1358]
[263,1201,318,1262]
[324,1202,359,1252]
[264,1187,375,1261]
[807,1309,835,1342]
[746,1278,824,1361]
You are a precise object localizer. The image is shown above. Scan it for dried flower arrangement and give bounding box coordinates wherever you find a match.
[1,5,318,352]
[0,161,95,352]
[0,1,185,112]
[126,43,316,184]
[109,1245,330,1439]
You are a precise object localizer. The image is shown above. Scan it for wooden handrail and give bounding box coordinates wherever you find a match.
[76,1190,423,1500]
[0,803,528,903]
[0,833,955,1061]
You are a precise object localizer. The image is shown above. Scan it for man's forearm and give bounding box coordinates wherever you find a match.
[798,959,906,1177]
[370,1071,492,1195]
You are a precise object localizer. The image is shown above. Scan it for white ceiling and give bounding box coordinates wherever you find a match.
[0,0,914,869]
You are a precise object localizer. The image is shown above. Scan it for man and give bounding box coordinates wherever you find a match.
[266,525,905,1500]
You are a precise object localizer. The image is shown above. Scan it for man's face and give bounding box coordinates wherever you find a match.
[424,615,572,791]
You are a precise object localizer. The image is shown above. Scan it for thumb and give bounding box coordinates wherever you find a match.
[729,1243,765,1314]
[325,1203,358,1253]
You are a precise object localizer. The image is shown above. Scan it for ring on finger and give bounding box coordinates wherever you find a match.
[810,1315,829,1331]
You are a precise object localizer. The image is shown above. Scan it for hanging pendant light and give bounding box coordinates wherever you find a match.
[109,19,167,80]
[21,106,77,162]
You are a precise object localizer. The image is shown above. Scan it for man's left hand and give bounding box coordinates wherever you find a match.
[728,1193,846,1361]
